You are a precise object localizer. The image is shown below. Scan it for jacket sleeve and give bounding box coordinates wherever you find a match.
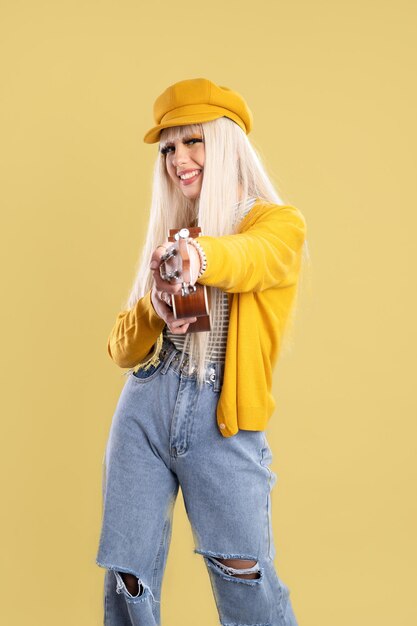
[107,289,165,368]
[194,204,307,293]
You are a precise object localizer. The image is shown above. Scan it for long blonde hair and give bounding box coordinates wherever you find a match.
[124,116,310,385]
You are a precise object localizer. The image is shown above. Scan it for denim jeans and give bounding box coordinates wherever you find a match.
[95,336,298,626]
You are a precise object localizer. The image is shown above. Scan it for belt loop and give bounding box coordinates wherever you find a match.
[160,347,179,374]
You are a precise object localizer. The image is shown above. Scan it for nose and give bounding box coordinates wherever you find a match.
[172,142,188,167]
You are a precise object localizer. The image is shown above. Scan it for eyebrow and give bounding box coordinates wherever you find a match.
[160,134,203,149]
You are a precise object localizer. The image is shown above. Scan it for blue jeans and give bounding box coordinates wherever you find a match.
[96,336,298,626]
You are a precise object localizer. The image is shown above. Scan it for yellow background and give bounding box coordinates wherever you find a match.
[1,1,416,624]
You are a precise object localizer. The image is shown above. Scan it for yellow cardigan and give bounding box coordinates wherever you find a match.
[107,200,307,438]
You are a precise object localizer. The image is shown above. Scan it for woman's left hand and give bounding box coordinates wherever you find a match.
[149,238,201,294]
[149,239,183,296]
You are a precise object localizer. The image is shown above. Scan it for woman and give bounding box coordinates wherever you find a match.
[96,77,308,626]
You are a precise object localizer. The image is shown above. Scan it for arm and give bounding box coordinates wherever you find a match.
[107,289,165,368]
[107,246,200,369]
[194,204,306,293]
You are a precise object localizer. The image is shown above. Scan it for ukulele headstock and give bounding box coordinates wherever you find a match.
[159,225,211,333]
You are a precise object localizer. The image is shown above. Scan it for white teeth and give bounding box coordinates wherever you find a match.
[180,170,200,180]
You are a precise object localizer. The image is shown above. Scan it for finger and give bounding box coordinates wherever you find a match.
[168,317,191,328]
[153,275,183,294]
[168,322,191,334]
[149,240,172,270]
[155,261,181,285]
[149,257,161,271]
[156,296,171,312]
[150,253,181,290]
[166,311,197,325]
[159,291,173,306]
[178,316,197,324]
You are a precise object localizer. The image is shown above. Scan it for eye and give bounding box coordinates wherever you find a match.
[160,145,174,155]
[160,137,204,155]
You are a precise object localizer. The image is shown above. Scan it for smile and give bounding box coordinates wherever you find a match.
[178,170,201,184]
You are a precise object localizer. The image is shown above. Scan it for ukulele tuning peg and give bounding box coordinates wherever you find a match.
[161,247,177,262]
[181,282,197,296]
[174,228,190,241]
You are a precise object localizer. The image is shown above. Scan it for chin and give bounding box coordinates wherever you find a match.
[182,189,200,200]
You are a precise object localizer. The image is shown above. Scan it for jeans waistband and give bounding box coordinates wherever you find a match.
[158,336,225,392]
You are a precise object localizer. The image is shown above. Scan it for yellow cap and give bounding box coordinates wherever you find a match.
[143,77,253,144]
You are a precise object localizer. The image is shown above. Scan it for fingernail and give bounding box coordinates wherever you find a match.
[149,262,158,270]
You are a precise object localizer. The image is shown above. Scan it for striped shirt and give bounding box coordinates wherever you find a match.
[165,197,258,363]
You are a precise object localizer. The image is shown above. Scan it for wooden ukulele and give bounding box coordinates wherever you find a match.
[159,227,211,333]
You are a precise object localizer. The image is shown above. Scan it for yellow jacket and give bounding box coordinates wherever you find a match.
[107,200,307,437]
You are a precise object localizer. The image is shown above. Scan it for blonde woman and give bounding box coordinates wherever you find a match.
[96,78,307,626]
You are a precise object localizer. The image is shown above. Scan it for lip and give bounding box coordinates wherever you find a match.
[178,169,202,185]
[177,168,201,177]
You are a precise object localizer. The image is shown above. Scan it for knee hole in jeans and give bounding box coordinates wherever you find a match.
[212,557,261,580]
[117,571,144,597]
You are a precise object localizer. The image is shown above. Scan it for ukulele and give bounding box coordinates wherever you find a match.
[159,227,211,333]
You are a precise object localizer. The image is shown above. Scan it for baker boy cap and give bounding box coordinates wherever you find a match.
[143,77,253,144]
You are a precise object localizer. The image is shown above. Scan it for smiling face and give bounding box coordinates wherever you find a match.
[159,124,205,200]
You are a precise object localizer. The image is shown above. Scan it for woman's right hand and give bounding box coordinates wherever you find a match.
[149,240,198,334]
[150,284,197,334]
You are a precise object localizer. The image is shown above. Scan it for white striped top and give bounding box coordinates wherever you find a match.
[164,197,258,363]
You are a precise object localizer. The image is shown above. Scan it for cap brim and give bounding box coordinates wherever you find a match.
[143,110,246,144]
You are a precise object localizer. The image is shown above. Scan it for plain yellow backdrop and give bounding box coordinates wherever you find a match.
[1,1,416,624]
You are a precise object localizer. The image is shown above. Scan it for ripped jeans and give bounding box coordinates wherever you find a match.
[95,336,298,626]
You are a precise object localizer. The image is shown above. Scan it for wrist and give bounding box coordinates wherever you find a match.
[150,287,159,316]
[187,237,207,279]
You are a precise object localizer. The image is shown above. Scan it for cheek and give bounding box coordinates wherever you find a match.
[196,147,205,165]
[166,160,177,179]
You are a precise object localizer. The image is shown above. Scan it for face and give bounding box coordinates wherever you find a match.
[159,126,205,200]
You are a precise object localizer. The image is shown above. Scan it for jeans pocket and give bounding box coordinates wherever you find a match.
[130,360,164,383]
